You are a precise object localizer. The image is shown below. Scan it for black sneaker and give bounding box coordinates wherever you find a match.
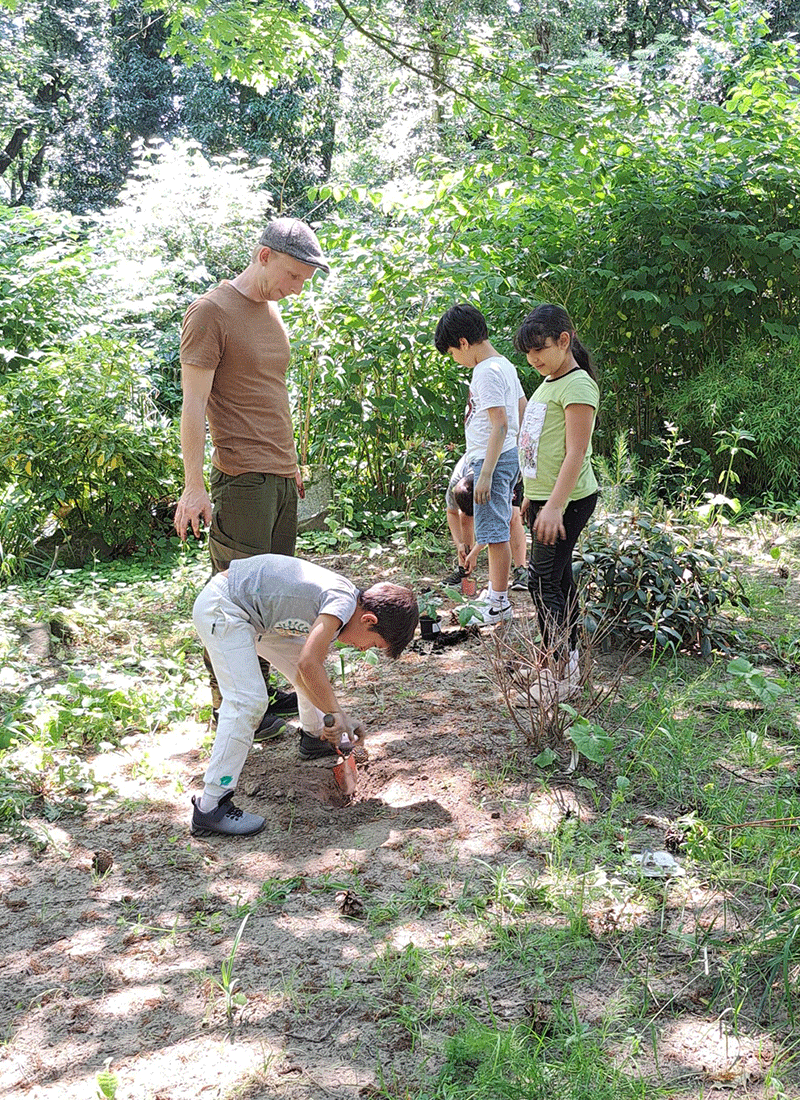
[510,565,528,591]
[266,688,299,717]
[211,708,286,742]
[298,729,337,761]
[190,791,266,837]
[254,713,287,742]
[441,564,466,586]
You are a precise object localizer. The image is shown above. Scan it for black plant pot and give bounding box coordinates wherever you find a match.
[419,615,441,639]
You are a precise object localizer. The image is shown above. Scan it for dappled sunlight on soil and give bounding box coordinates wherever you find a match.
[1,540,798,1099]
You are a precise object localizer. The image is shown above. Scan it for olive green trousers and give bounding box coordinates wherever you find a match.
[203,469,298,709]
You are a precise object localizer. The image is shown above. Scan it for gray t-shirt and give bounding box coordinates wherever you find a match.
[227,555,359,637]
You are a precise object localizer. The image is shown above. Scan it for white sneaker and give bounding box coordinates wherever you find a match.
[474,601,513,627]
[530,663,581,706]
[529,668,560,706]
[559,649,581,699]
[567,648,579,679]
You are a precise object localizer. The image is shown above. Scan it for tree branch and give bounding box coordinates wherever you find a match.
[0,125,32,177]
[330,0,565,142]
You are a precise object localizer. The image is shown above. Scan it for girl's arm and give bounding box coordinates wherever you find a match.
[533,403,595,546]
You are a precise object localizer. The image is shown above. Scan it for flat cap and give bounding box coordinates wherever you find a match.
[259,218,329,273]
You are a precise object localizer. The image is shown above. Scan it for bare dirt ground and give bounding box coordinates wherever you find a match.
[0,545,797,1100]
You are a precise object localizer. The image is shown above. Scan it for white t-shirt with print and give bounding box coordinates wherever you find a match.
[464,355,524,463]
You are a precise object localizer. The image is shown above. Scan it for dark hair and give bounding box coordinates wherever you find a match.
[434,303,488,355]
[453,472,474,516]
[359,583,419,659]
[514,304,598,382]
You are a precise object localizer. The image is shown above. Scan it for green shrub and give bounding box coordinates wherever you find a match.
[0,205,91,367]
[575,511,746,656]
[665,337,800,501]
[0,335,181,575]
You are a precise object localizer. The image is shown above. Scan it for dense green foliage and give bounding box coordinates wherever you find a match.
[575,511,747,656]
[2,0,800,571]
[0,0,339,212]
[0,337,180,574]
[0,206,89,366]
[667,337,800,502]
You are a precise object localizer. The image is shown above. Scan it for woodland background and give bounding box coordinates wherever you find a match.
[1,0,800,572]
[2,7,800,1098]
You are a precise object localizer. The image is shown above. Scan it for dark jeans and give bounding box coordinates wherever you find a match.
[526,492,598,656]
[204,469,298,708]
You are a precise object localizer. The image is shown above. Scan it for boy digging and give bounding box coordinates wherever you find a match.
[435,304,526,625]
[191,554,418,837]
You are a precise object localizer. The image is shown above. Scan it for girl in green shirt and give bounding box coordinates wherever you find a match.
[515,304,600,703]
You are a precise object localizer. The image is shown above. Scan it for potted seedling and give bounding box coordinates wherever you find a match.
[418,592,443,638]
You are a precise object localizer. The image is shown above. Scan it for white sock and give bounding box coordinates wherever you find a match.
[490,589,508,608]
[199,792,220,813]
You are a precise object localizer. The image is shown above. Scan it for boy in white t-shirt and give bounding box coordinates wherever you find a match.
[435,304,526,625]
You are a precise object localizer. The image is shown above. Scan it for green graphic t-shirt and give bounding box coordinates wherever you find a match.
[518,368,599,501]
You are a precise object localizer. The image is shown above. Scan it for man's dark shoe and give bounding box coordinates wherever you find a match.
[254,713,287,742]
[298,729,337,761]
[190,791,266,837]
[266,688,299,717]
[211,708,287,742]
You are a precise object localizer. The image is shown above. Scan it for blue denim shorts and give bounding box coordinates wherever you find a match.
[471,448,520,545]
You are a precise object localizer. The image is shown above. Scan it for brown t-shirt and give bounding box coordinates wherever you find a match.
[180,281,297,477]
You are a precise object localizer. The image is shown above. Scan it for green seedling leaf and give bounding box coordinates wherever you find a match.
[533,747,557,768]
[727,657,786,704]
[567,716,614,765]
[458,603,484,626]
[96,1068,118,1100]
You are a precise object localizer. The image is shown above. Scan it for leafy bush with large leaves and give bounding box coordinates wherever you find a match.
[0,336,180,574]
[575,511,747,657]
[0,207,90,369]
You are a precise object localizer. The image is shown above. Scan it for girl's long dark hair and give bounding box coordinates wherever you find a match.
[514,304,598,382]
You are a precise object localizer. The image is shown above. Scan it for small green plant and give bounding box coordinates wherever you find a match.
[418,592,443,620]
[257,876,304,906]
[443,585,485,626]
[95,1064,118,1100]
[727,656,786,705]
[210,913,250,1024]
[562,709,615,769]
[694,417,757,524]
[336,643,380,687]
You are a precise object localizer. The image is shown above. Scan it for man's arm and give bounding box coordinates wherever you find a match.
[174,363,215,540]
[474,406,508,505]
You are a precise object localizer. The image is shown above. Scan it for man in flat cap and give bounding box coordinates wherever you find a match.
[175,218,330,735]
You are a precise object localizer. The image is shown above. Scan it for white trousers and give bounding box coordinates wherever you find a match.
[192,574,325,799]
